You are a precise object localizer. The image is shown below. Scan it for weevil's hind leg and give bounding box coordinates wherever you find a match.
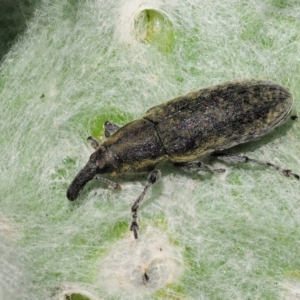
[174,161,225,174]
[212,152,300,180]
[104,121,121,138]
[130,170,161,239]
[87,136,100,150]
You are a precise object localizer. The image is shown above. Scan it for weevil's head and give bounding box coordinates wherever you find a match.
[66,146,114,201]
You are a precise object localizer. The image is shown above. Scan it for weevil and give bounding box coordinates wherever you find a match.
[67,79,299,238]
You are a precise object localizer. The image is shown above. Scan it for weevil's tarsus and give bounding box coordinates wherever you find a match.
[87,136,100,150]
[174,161,226,174]
[143,271,150,284]
[104,120,121,138]
[94,175,121,190]
[130,170,161,239]
[213,152,300,180]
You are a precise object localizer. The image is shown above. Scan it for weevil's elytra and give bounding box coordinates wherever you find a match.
[66,79,298,238]
[144,79,293,161]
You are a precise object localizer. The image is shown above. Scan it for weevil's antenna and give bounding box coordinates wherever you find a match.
[94,176,121,190]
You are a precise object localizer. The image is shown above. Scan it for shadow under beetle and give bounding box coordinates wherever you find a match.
[67,79,299,238]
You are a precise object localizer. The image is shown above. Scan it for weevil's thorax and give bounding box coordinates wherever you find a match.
[101,119,166,174]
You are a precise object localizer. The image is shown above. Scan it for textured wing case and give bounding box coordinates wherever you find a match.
[144,79,293,161]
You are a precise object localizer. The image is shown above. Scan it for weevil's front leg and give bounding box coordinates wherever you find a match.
[130,170,161,239]
[104,121,121,138]
[87,136,100,150]
[212,152,300,180]
[87,121,120,149]
[174,161,225,174]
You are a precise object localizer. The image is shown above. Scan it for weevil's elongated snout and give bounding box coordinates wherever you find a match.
[66,147,113,201]
[66,162,98,201]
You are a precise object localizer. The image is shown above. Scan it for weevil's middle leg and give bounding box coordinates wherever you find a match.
[212,152,300,180]
[130,170,161,239]
[174,161,225,174]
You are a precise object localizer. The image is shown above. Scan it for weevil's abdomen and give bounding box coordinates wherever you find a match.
[144,79,293,162]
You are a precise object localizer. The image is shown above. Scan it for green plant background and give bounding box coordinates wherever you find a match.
[0,0,300,299]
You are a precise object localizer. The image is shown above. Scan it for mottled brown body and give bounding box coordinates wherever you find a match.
[67,79,293,201]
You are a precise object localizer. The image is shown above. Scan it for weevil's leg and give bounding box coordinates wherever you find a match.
[174,161,225,174]
[212,152,300,180]
[94,176,121,190]
[104,121,121,138]
[87,136,100,150]
[130,170,161,239]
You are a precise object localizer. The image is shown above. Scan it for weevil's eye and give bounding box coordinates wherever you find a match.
[96,159,106,170]
[89,151,98,163]
[97,159,110,173]
[89,146,108,172]
[89,146,106,162]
